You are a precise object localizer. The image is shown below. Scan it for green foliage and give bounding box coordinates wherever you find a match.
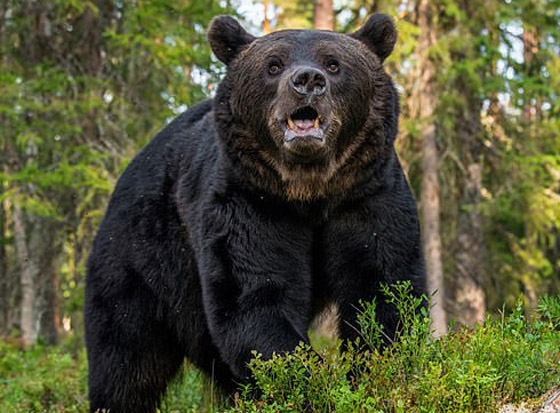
[377,0,560,312]
[229,283,560,413]
[1,284,559,412]
[0,340,89,412]
[0,338,205,413]
[273,0,314,29]
[0,0,231,332]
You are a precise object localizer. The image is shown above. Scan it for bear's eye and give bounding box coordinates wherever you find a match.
[268,61,283,75]
[326,59,340,74]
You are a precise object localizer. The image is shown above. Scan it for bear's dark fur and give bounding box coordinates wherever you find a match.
[85,14,426,412]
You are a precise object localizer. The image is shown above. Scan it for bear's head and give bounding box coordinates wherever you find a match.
[209,14,399,201]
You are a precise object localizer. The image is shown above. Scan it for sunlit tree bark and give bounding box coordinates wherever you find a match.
[263,0,272,34]
[313,0,334,30]
[415,0,447,335]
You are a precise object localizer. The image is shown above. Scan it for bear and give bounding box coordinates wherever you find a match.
[84,13,426,413]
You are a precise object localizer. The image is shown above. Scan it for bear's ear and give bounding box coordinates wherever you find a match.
[349,14,397,62]
[208,16,256,65]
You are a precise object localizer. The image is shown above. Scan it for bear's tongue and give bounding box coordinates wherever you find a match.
[293,118,315,132]
[287,116,319,133]
[284,114,324,142]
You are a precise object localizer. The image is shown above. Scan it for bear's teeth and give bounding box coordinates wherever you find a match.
[313,118,319,128]
[287,117,296,130]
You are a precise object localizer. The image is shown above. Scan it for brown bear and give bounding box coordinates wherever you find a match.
[85,14,426,413]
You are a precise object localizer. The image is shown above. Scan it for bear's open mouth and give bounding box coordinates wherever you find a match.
[283,106,325,142]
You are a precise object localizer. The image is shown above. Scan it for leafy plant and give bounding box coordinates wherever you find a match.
[229,283,560,413]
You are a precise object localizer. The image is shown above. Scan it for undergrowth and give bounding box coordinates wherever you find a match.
[1,283,559,412]
[0,340,204,412]
[229,283,560,413]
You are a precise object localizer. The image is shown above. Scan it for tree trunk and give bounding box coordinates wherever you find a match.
[522,24,542,309]
[0,189,19,337]
[416,0,447,335]
[0,191,8,335]
[13,205,38,346]
[314,0,334,30]
[455,162,486,326]
[13,205,59,346]
[421,127,446,335]
[522,27,539,122]
[263,0,271,34]
[452,4,487,326]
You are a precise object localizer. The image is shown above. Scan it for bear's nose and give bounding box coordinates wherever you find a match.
[290,67,327,97]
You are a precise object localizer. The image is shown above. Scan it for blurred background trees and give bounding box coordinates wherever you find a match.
[0,0,559,347]
[0,0,229,346]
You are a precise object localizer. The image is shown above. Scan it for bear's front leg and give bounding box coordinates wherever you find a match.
[323,184,427,347]
[193,196,314,380]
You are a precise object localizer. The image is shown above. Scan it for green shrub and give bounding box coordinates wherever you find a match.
[1,284,559,412]
[229,283,560,413]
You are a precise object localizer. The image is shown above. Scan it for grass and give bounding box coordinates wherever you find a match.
[0,339,205,412]
[1,283,559,412]
[0,338,89,412]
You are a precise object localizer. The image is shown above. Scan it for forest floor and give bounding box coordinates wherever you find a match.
[1,336,558,413]
[499,388,560,412]
[1,288,559,412]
